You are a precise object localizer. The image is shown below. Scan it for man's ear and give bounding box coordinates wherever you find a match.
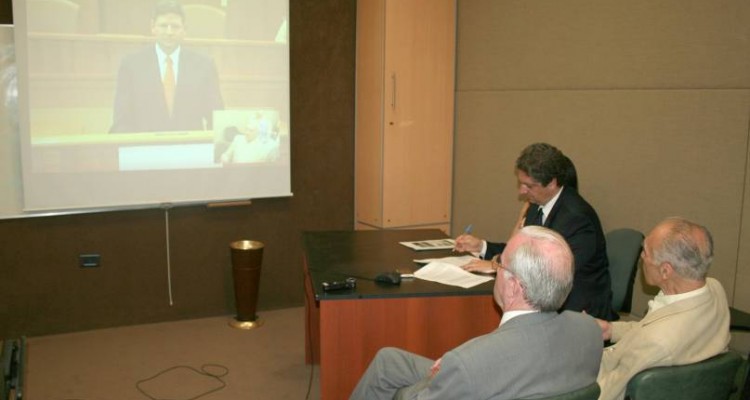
[508,273,523,296]
[547,177,559,189]
[660,262,674,279]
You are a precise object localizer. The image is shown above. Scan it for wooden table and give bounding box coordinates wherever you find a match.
[303,229,501,400]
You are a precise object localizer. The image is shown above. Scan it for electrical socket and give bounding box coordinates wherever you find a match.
[79,254,101,268]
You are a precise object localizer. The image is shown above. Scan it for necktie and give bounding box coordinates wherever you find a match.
[529,207,544,226]
[163,56,175,115]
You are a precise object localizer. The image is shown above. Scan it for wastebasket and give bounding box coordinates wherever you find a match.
[229,240,264,329]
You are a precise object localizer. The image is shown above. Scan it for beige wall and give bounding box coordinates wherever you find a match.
[453,0,750,315]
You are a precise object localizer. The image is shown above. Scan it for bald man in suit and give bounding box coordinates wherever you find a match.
[350,226,603,400]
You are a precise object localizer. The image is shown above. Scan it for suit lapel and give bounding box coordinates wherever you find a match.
[144,49,169,114]
[541,186,571,228]
[525,204,541,226]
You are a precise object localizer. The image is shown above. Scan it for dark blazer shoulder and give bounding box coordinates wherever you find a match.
[553,187,594,215]
[546,187,601,232]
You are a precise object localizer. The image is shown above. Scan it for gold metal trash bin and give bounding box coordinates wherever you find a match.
[229,240,264,329]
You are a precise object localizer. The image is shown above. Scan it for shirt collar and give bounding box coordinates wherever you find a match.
[155,44,181,63]
[499,309,539,327]
[539,186,564,224]
[647,283,708,313]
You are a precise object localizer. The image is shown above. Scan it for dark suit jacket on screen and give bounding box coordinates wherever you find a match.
[486,187,617,320]
[110,46,224,133]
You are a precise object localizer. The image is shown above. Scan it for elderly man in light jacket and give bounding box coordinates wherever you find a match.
[595,217,730,400]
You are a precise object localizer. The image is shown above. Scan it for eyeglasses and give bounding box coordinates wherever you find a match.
[491,255,514,275]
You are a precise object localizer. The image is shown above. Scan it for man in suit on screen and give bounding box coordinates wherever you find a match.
[110,0,224,133]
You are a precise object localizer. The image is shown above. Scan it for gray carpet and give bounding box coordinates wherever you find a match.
[23,307,320,400]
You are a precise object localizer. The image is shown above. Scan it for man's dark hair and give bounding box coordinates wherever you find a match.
[153,0,185,21]
[515,143,568,187]
[560,155,578,190]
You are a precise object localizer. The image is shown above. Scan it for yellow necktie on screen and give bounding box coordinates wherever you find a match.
[163,56,175,115]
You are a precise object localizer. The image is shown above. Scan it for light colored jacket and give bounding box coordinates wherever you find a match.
[597,277,730,400]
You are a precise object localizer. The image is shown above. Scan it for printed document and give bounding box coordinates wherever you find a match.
[399,238,456,251]
[414,255,496,274]
[414,256,494,289]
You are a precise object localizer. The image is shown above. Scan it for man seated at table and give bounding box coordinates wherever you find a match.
[349,226,603,400]
[594,217,731,400]
[455,143,617,321]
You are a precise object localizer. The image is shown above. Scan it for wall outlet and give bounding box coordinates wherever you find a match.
[79,254,101,268]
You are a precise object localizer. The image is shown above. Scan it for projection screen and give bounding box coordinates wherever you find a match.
[13,0,291,213]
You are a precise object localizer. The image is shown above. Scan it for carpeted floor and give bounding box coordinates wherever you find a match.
[17,307,750,400]
[22,307,320,400]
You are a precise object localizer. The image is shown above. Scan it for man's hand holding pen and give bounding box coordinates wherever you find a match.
[455,201,532,274]
[452,224,493,273]
[453,224,480,253]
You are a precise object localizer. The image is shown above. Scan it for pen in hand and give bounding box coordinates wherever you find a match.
[453,224,473,252]
[463,224,473,235]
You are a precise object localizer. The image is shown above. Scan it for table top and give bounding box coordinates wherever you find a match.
[303,229,496,301]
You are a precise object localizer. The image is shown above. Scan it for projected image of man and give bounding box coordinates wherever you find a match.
[110,0,224,133]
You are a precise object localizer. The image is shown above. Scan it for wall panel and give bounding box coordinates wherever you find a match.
[736,147,750,312]
[458,0,750,90]
[454,0,750,313]
[454,91,749,311]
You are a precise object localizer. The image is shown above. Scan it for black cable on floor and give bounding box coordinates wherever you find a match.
[135,364,229,400]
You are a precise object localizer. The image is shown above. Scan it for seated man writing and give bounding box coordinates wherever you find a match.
[595,217,731,400]
[455,143,616,320]
[350,226,603,400]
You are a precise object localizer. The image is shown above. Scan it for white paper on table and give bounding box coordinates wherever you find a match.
[414,255,496,275]
[399,238,456,251]
[414,261,494,289]
[414,255,476,266]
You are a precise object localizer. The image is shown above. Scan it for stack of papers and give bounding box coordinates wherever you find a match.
[413,255,494,289]
[399,238,456,251]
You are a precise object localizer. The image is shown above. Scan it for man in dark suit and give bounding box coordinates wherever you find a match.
[455,143,617,320]
[349,226,603,400]
[110,0,223,133]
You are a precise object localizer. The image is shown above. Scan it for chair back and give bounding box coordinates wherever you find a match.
[606,228,643,313]
[517,382,600,400]
[625,351,743,400]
